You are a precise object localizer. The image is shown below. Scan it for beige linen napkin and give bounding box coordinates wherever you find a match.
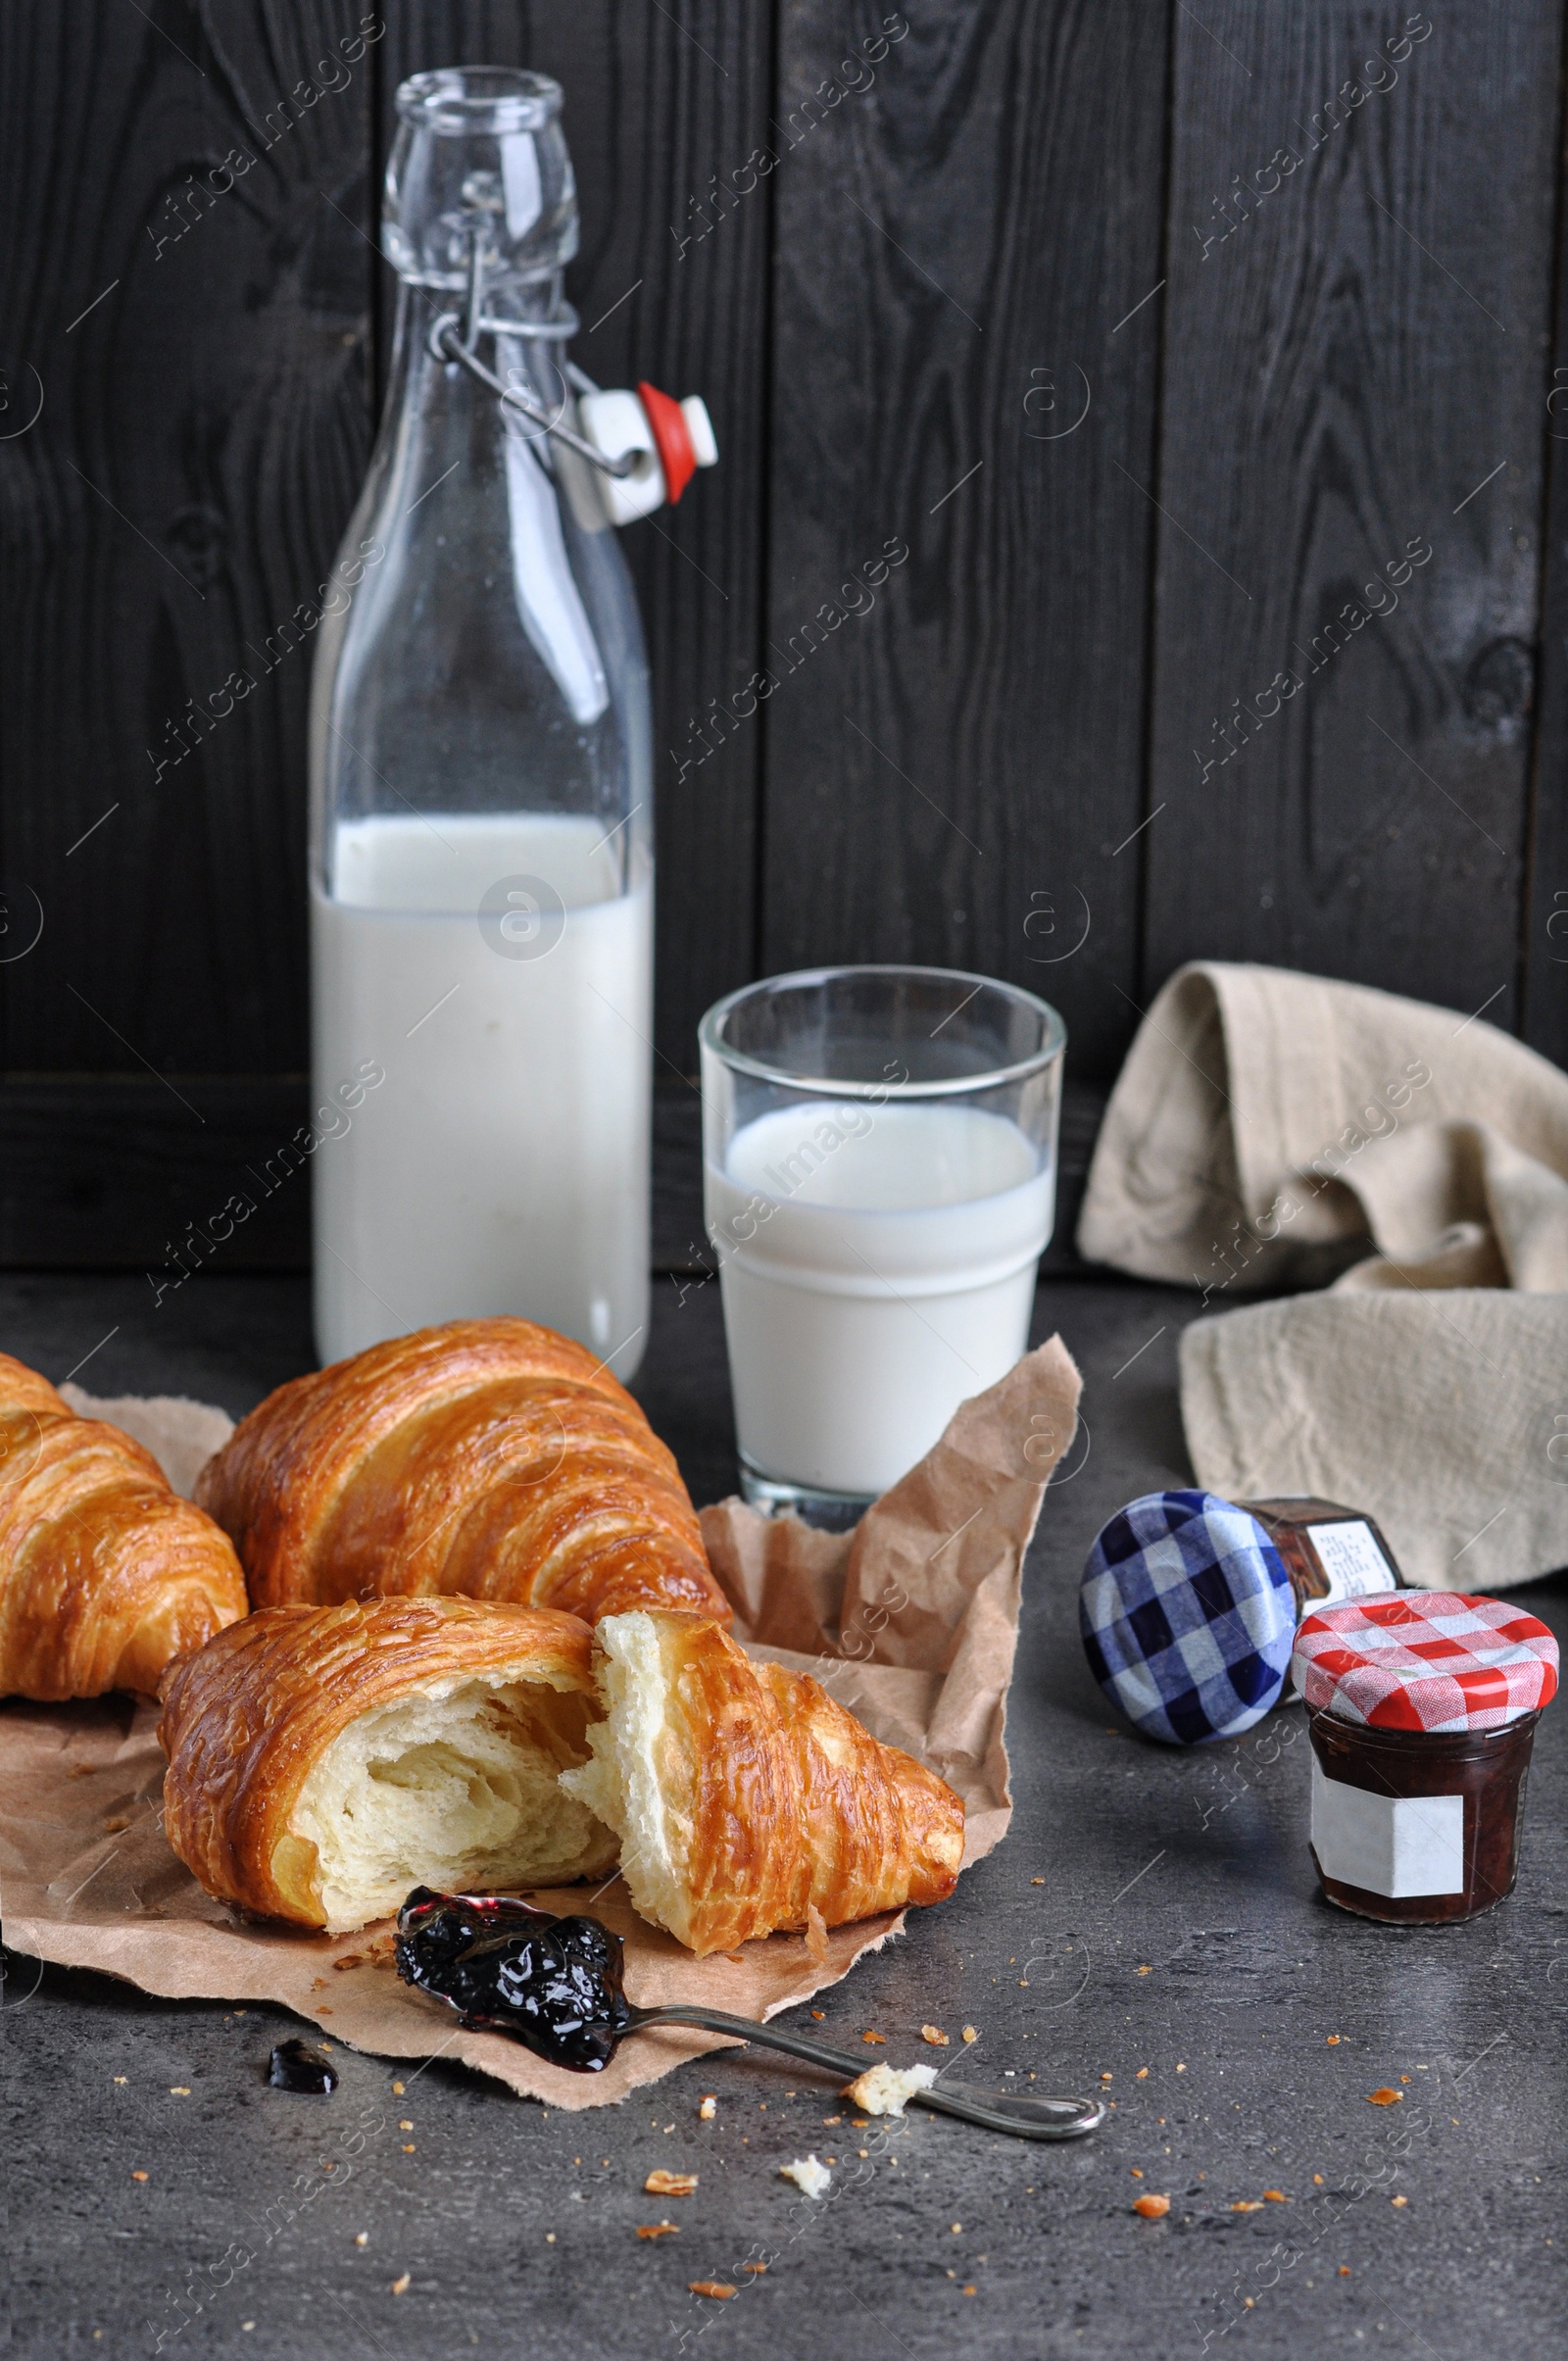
[1078,960,1568,1591]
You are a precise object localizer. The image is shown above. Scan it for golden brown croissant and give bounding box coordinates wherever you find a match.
[0,1353,247,1699]
[159,1597,618,1931]
[562,1609,964,1955]
[194,1317,728,1628]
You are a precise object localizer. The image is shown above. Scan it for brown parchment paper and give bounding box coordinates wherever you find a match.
[0,1339,1080,2110]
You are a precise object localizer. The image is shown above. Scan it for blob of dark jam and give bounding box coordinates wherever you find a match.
[394,1889,632,2072]
[267,2038,338,2093]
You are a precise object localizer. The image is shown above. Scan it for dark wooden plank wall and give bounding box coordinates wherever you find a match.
[3,1,1566,1273]
[1147,3,1560,1039]
[761,0,1169,1079]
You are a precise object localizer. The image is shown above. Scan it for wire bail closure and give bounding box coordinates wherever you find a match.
[427,229,636,479]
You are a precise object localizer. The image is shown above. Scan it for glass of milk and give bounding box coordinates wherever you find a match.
[700,966,1065,1517]
[308,70,652,1377]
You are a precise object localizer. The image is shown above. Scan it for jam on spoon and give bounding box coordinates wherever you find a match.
[394,1891,1104,2142]
[267,2038,338,2093]
[395,1889,631,2071]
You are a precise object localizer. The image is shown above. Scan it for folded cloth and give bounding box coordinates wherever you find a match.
[1078,961,1568,1592]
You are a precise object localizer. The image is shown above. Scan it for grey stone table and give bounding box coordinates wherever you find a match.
[5,1268,1563,2361]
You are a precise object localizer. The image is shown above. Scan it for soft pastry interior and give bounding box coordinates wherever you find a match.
[158,1599,618,1933]
[289,1675,616,1933]
[560,1606,687,1938]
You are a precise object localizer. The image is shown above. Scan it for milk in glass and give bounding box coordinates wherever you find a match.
[706,1099,1054,1496]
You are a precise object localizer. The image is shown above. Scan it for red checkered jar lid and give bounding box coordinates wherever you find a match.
[1294,1593,1559,1734]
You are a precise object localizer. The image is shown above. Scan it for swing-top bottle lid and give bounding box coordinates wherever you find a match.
[384,68,578,316]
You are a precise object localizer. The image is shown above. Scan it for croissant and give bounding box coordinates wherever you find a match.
[0,1353,247,1699]
[194,1317,729,1627]
[159,1597,618,1932]
[561,1609,965,1955]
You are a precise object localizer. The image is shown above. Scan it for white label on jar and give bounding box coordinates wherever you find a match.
[1309,1519,1397,1602]
[1310,1757,1465,1896]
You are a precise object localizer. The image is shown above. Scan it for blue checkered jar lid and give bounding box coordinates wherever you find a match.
[1080,1490,1295,1745]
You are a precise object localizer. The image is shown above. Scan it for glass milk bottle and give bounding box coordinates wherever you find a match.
[309,69,653,1377]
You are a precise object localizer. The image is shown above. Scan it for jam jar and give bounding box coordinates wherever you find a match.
[1294,1593,1559,1924]
[1079,1489,1405,1747]
[1240,1498,1404,1614]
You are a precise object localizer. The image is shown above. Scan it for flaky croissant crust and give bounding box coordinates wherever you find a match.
[158,1596,601,1926]
[194,1318,728,1626]
[0,1353,247,1699]
[578,1610,965,1955]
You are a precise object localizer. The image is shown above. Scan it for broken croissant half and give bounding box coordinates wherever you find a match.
[562,1609,965,1955]
[159,1599,616,1932]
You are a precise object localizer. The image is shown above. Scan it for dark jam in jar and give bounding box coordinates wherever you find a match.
[394,1889,631,2071]
[1296,1592,1558,1928]
[1241,1498,1404,1615]
[1306,1709,1541,1925]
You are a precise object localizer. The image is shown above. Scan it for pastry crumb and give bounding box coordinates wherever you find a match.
[645,2170,698,2196]
[779,2155,831,2198]
[1326,2035,1341,2045]
[1366,2089,1402,2106]
[1263,2189,1287,2203]
[810,2008,825,2020]
[1031,1876,1045,1885]
[1133,2193,1170,2219]
[688,2282,736,2300]
[392,2080,405,2093]
[961,2026,977,2044]
[805,1903,828,1964]
[354,2233,368,2246]
[391,2274,410,2295]
[742,2261,766,2275]
[843,2064,937,2119]
[821,2115,841,2126]
[130,2171,148,2183]
[920,2025,949,2047]
[1392,2194,1408,2208]
[103,1814,133,1833]
[170,2087,190,2096]
[860,2030,885,2044]
[636,2222,679,2239]
[698,2095,716,2121]
[1231,2200,1264,2213]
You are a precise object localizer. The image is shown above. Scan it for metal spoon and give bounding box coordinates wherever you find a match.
[394,1892,1103,2140]
[620,2003,1105,2141]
